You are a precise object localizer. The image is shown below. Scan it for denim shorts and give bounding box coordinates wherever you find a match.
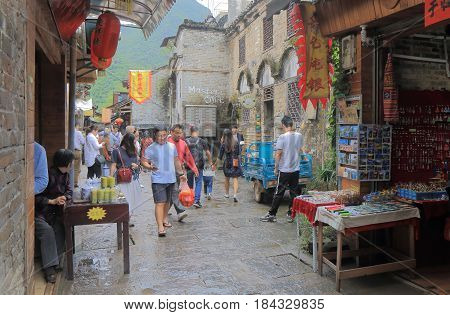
[151,183,174,204]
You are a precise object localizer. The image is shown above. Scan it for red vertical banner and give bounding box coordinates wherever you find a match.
[425,0,450,27]
[291,3,331,110]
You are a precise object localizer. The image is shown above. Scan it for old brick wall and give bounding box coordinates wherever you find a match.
[393,34,450,91]
[131,67,170,128]
[0,0,27,294]
[227,0,330,164]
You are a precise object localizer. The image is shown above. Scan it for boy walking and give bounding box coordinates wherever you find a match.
[186,126,212,208]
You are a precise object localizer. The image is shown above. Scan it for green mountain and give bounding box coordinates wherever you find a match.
[91,0,211,109]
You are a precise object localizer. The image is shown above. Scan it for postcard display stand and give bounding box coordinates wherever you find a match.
[338,124,392,181]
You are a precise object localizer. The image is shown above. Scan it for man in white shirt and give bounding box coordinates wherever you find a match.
[261,116,304,223]
[84,125,104,179]
[74,124,85,187]
[110,124,122,149]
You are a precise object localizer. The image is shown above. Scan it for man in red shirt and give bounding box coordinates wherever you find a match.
[167,124,199,220]
[168,125,199,176]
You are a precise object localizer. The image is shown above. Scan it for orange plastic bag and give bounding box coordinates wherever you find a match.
[179,181,194,208]
[444,217,450,242]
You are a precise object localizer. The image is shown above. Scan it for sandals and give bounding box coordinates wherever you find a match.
[158,229,166,237]
[163,222,172,228]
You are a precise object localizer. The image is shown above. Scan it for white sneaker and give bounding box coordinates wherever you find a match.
[206,193,212,200]
[224,194,229,198]
[177,211,188,222]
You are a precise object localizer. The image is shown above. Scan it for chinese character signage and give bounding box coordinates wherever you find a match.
[425,0,450,27]
[291,3,332,110]
[129,70,152,104]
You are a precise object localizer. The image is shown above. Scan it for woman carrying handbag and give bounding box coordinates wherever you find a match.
[217,128,242,202]
[110,133,144,224]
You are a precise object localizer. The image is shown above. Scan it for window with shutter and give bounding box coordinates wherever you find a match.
[287,0,295,38]
[287,80,303,124]
[239,37,246,66]
[263,17,273,51]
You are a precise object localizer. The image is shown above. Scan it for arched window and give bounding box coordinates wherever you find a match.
[259,63,275,87]
[238,72,250,94]
[282,49,299,79]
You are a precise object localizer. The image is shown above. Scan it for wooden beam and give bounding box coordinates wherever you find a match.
[34,0,64,64]
[339,259,416,280]
[323,257,337,271]
[315,0,424,37]
[323,246,380,260]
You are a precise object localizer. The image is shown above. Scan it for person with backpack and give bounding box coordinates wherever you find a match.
[186,126,213,208]
[217,128,242,203]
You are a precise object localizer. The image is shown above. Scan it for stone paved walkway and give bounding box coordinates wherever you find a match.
[59,167,425,295]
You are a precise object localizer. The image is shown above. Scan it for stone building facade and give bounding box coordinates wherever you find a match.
[131,66,171,129]
[226,0,330,164]
[166,18,230,138]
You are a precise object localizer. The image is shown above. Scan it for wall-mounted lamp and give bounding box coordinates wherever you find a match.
[360,25,374,47]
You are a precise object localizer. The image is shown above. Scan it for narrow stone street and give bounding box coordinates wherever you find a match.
[59,166,425,295]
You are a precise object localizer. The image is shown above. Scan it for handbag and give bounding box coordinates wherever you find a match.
[95,154,106,165]
[115,149,132,183]
[232,158,239,168]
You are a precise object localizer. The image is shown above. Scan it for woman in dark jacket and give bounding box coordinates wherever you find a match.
[35,149,74,283]
[218,128,242,202]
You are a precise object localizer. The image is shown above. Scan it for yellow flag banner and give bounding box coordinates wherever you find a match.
[129,70,152,104]
[101,108,112,123]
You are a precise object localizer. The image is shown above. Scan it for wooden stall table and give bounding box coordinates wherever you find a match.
[64,200,130,280]
[291,196,339,272]
[315,202,420,292]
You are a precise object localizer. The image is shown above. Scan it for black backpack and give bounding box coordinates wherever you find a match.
[186,137,205,169]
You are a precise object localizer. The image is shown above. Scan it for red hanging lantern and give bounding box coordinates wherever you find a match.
[90,30,112,70]
[92,12,121,59]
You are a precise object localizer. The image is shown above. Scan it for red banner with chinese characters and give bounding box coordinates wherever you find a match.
[291,3,332,110]
[425,0,450,27]
[129,70,152,104]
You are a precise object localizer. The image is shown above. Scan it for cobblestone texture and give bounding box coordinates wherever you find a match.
[59,166,424,295]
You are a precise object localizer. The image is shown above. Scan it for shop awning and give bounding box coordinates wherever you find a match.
[89,0,176,38]
[76,99,93,111]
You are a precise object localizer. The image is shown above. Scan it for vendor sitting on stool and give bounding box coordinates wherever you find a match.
[35,149,74,283]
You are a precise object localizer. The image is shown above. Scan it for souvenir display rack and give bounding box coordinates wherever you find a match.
[337,124,392,181]
[391,90,450,183]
